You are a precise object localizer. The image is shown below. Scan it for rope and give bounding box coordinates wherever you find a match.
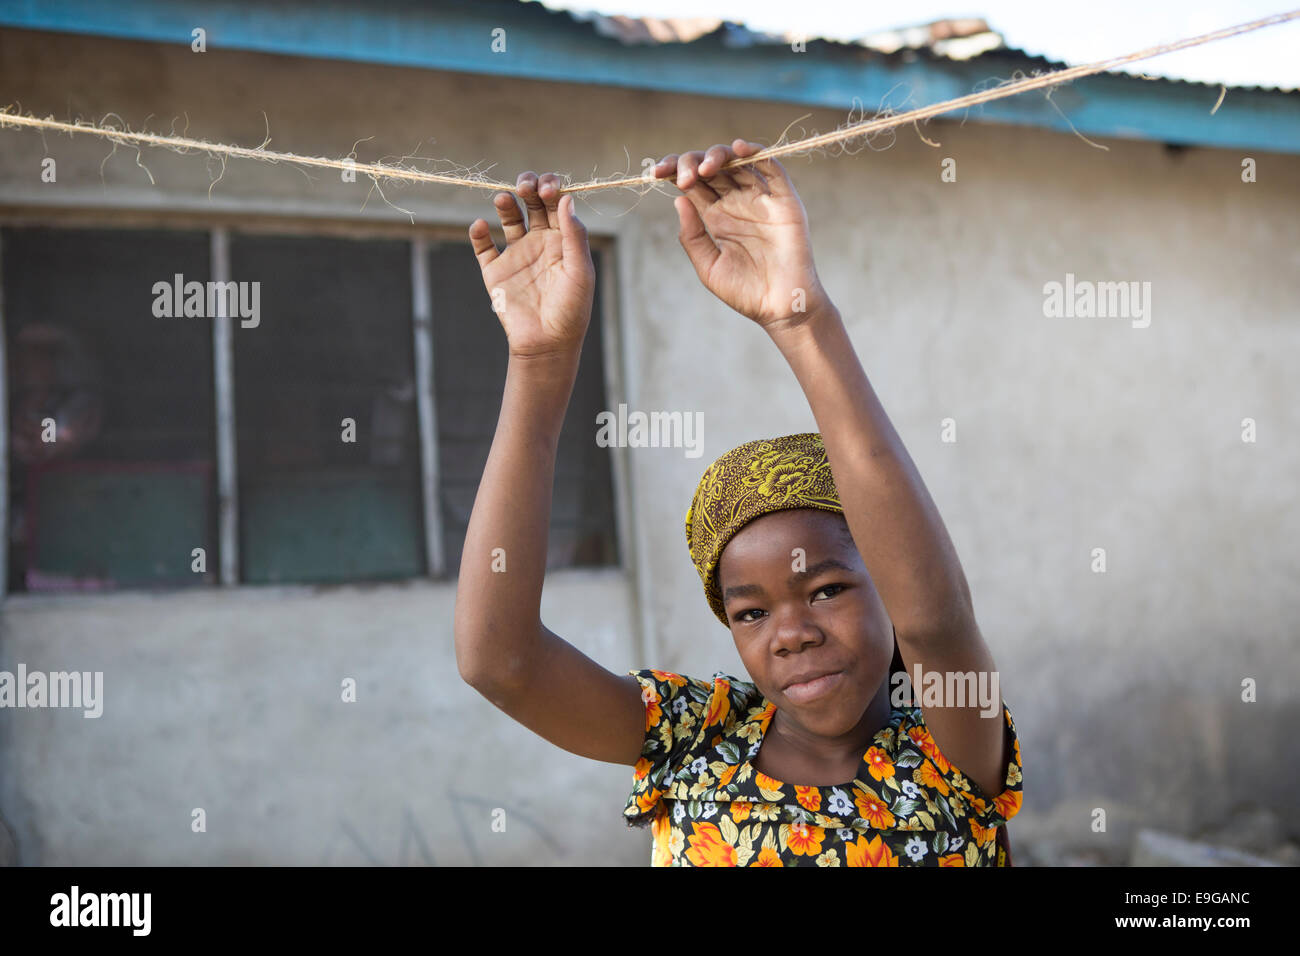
[2,9,1296,196]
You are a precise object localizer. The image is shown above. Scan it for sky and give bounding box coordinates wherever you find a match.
[529,0,1300,89]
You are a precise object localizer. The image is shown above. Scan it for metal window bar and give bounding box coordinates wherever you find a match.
[0,231,8,600]
[411,238,445,577]
[211,227,240,586]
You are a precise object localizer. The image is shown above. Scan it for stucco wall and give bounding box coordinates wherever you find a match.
[0,572,642,865]
[1,28,1297,864]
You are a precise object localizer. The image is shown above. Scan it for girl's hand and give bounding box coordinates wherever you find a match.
[469,172,596,361]
[654,139,833,332]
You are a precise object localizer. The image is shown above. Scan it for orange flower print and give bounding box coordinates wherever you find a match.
[705,688,731,728]
[908,726,951,774]
[754,846,783,867]
[650,670,687,688]
[651,812,672,867]
[863,746,895,782]
[684,822,738,867]
[994,789,1023,820]
[915,759,950,796]
[785,822,825,856]
[852,786,896,828]
[970,819,997,846]
[622,669,1023,868]
[846,834,898,866]
[794,786,821,812]
[641,685,662,732]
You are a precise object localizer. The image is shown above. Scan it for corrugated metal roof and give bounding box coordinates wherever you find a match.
[555,5,1005,58]
[574,13,725,45]
[536,1,1296,92]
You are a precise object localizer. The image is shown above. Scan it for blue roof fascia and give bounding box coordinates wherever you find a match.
[2,0,1297,153]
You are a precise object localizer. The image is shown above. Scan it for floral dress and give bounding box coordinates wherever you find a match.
[624,669,1023,866]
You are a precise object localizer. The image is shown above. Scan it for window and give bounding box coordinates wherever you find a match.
[1,222,620,593]
[231,234,424,584]
[428,240,618,573]
[2,227,215,592]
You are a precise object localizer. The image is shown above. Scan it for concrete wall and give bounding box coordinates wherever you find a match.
[2,28,1298,864]
[0,572,642,864]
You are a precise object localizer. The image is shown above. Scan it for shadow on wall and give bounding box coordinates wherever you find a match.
[321,795,567,866]
[0,815,16,865]
[1014,687,1300,866]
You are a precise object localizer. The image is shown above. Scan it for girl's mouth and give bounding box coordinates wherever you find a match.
[782,671,844,705]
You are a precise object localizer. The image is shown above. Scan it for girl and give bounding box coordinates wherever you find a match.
[456,141,1022,866]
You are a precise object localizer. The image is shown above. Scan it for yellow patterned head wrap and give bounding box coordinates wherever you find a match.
[686,432,844,627]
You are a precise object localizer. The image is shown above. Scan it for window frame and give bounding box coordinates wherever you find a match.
[0,206,631,599]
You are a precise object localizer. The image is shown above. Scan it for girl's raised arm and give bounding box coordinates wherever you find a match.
[453,172,645,767]
[655,143,1010,798]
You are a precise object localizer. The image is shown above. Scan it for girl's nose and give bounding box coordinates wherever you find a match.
[771,605,823,654]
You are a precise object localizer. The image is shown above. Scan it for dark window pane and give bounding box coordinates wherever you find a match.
[431,243,618,575]
[230,234,424,584]
[3,226,215,592]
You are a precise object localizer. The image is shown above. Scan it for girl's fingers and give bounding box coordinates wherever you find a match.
[538,172,563,230]
[674,195,720,281]
[676,151,721,203]
[732,138,792,197]
[737,163,773,197]
[658,143,773,198]
[494,191,527,244]
[723,139,773,195]
[697,144,742,195]
[468,218,500,268]
[517,171,549,233]
[558,194,590,266]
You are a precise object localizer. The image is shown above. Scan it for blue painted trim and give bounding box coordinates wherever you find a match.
[2,0,1298,153]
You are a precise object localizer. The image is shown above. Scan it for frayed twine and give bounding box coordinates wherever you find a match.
[1,9,1295,203]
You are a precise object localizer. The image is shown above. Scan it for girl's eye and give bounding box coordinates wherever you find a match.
[736,586,844,622]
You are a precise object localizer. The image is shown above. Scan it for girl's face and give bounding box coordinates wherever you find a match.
[716,508,894,738]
